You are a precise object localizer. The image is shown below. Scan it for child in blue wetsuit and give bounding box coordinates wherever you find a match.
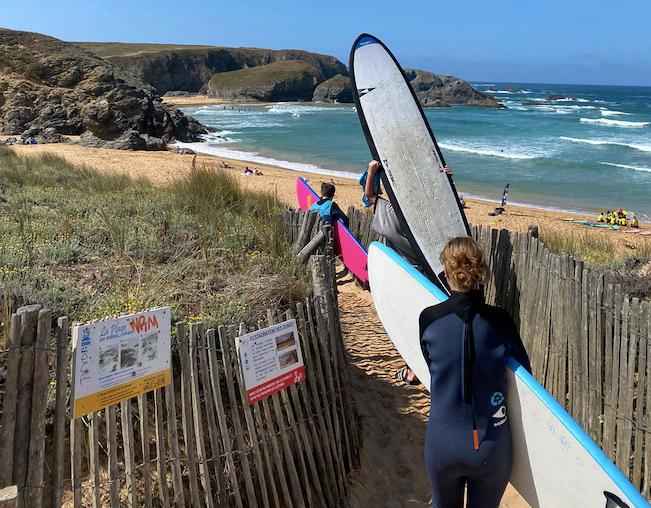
[310,181,349,227]
[420,237,531,508]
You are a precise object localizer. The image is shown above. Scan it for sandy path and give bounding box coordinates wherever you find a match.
[337,279,528,508]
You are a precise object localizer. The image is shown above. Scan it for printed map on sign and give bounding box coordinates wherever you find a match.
[72,307,171,418]
[237,319,306,404]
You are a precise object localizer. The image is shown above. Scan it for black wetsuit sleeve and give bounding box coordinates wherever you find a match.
[488,307,532,373]
[419,302,453,366]
[331,202,349,227]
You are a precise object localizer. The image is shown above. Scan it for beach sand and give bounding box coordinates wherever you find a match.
[8,141,648,246]
[162,94,261,107]
[5,141,645,506]
[338,280,528,507]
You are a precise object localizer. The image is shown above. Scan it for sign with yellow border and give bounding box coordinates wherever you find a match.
[72,308,171,418]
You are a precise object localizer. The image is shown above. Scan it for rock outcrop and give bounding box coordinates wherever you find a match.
[77,42,347,96]
[404,69,504,108]
[206,60,323,101]
[312,74,352,103]
[0,29,206,149]
[312,70,502,108]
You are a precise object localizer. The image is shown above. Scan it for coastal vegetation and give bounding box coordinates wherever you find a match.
[0,148,307,330]
[540,229,651,299]
[207,60,323,101]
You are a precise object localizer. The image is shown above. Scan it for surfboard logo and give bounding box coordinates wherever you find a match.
[357,87,375,97]
[492,405,507,427]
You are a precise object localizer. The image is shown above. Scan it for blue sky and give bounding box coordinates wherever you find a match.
[3,0,651,86]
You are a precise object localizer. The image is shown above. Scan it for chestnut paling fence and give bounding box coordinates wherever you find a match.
[345,206,650,499]
[0,253,360,508]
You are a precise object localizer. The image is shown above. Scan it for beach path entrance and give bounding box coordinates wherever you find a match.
[337,277,528,507]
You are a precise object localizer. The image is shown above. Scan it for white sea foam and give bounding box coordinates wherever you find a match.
[439,142,543,160]
[174,142,360,180]
[533,105,572,114]
[199,133,240,143]
[580,118,650,128]
[560,136,651,153]
[600,109,632,117]
[265,103,344,114]
[601,162,651,173]
[486,90,515,94]
[554,97,592,103]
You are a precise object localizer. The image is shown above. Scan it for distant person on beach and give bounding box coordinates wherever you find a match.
[310,181,349,226]
[243,167,253,176]
[420,237,531,508]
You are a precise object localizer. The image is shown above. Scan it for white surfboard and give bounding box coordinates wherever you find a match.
[350,34,470,287]
[368,241,647,508]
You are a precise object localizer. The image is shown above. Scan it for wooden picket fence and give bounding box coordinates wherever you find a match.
[345,205,650,498]
[0,254,360,507]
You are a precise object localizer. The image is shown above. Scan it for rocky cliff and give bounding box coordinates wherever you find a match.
[206,60,322,101]
[0,29,206,149]
[404,69,503,108]
[312,74,352,103]
[76,42,347,96]
[311,70,502,108]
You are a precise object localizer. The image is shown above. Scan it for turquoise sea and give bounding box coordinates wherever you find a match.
[178,83,651,219]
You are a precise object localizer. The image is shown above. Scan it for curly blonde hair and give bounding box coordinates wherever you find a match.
[440,237,489,292]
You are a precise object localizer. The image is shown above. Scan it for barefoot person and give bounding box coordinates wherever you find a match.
[419,237,531,508]
[364,159,454,385]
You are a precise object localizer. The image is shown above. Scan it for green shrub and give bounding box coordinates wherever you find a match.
[0,149,307,330]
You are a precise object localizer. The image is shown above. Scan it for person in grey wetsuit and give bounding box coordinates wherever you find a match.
[364,159,454,384]
[420,237,531,508]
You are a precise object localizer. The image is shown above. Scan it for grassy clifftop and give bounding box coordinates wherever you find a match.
[75,41,347,95]
[206,60,322,101]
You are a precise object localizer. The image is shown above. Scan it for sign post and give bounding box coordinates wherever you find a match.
[236,319,306,404]
[71,307,172,418]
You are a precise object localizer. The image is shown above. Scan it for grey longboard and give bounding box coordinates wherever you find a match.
[350,33,469,287]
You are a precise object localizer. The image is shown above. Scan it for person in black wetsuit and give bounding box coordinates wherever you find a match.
[420,237,531,508]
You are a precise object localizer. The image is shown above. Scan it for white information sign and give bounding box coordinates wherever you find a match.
[237,319,306,404]
[72,307,171,418]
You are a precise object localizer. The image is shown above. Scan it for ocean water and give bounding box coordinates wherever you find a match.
[178,83,651,219]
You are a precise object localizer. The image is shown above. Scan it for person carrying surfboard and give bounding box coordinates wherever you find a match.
[309,181,349,227]
[364,159,453,267]
[365,159,455,385]
[419,237,531,508]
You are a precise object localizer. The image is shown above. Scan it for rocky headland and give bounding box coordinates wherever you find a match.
[0,29,206,150]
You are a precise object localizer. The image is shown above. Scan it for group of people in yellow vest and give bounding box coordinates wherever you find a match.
[597,208,639,228]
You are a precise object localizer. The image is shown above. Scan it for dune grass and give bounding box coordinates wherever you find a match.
[540,229,651,268]
[0,148,307,338]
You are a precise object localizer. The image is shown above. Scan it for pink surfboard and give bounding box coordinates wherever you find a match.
[295,177,369,284]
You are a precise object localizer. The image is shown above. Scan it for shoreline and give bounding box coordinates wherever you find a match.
[3,140,648,241]
[162,95,280,108]
[175,139,644,222]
